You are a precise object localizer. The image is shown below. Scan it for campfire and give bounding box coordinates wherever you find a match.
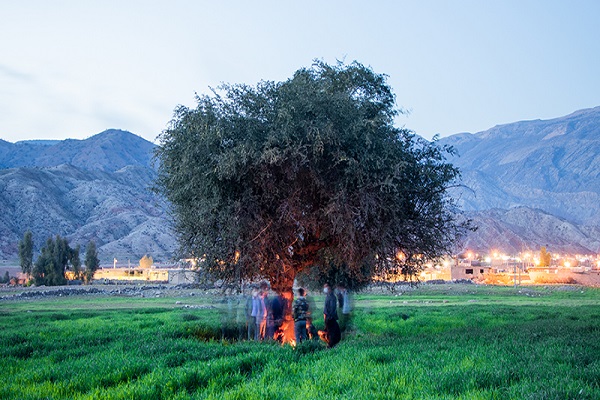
[274,315,296,346]
[273,291,296,346]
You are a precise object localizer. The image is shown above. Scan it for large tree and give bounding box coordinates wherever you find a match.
[155,61,469,295]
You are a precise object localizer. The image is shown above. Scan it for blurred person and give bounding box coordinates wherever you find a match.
[292,287,309,344]
[337,284,353,332]
[220,292,237,340]
[252,282,269,340]
[245,287,258,340]
[305,288,319,340]
[321,283,341,348]
[269,292,286,341]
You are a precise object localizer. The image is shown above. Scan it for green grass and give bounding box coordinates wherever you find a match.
[1,284,599,399]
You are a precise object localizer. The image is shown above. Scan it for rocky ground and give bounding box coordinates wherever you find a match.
[0,283,221,301]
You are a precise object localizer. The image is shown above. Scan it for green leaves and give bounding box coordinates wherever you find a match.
[155,60,469,290]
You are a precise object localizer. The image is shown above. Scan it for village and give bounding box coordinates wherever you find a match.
[2,247,600,288]
[5,247,598,287]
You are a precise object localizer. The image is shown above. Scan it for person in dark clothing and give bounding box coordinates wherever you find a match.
[322,283,341,348]
[269,293,285,341]
[292,288,309,344]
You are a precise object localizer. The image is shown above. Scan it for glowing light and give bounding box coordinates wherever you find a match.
[273,291,296,347]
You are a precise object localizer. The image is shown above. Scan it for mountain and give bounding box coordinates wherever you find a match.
[0,129,155,172]
[2,108,599,262]
[0,130,175,263]
[439,107,600,254]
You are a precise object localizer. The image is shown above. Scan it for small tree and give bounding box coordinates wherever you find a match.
[31,235,74,286]
[18,231,34,279]
[539,246,551,267]
[84,241,99,284]
[1,271,9,284]
[70,245,82,280]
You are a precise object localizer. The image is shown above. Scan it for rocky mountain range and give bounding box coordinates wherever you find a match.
[1,108,599,264]
[439,106,600,254]
[0,130,176,263]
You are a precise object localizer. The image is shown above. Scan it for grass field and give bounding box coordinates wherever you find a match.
[1,284,599,399]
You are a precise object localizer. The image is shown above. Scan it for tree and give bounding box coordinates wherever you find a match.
[32,235,72,286]
[84,241,99,284]
[18,231,34,278]
[155,60,470,296]
[539,246,551,267]
[69,245,82,280]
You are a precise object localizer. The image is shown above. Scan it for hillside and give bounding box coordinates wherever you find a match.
[0,130,175,262]
[0,129,155,172]
[440,107,600,253]
[2,108,599,262]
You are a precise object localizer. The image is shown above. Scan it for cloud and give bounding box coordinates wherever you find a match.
[0,64,35,83]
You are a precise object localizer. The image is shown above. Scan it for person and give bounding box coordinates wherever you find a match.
[305,288,319,340]
[322,283,341,348]
[292,287,309,344]
[219,293,237,340]
[253,282,269,340]
[245,287,257,340]
[269,292,285,341]
[337,284,352,332]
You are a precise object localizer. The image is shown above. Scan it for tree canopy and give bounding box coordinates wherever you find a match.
[18,230,33,277]
[84,241,99,284]
[32,235,79,286]
[155,61,469,292]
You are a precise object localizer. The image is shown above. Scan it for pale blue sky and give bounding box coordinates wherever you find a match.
[1,1,599,143]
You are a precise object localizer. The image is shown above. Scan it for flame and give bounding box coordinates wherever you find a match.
[273,291,296,346]
[274,316,296,346]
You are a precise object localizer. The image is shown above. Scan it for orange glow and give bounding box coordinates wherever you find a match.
[273,291,296,346]
[274,317,296,346]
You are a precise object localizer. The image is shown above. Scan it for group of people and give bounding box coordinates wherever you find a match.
[292,283,352,348]
[246,281,293,341]
[221,282,352,348]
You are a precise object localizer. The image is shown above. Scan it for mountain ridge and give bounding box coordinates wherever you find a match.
[2,108,599,261]
[0,129,155,172]
[440,106,600,253]
[0,130,174,263]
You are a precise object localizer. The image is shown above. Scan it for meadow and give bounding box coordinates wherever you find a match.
[1,284,599,399]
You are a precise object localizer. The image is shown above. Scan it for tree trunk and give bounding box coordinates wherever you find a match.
[270,267,296,345]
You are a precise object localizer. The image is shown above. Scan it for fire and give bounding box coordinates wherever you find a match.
[274,316,296,346]
[273,290,296,346]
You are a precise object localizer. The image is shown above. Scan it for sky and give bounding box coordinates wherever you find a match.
[1,0,600,144]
